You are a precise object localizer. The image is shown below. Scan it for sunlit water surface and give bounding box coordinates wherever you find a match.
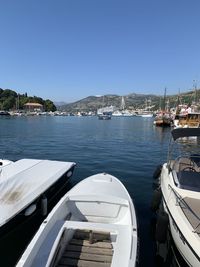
[0,116,175,266]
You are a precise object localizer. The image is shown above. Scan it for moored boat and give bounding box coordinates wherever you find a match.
[137,112,154,118]
[16,173,138,267]
[98,112,112,120]
[160,128,200,266]
[173,112,200,128]
[154,112,172,127]
[0,110,10,116]
[0,158,76,237]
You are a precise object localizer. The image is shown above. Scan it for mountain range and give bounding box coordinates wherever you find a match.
[57,90,199,112]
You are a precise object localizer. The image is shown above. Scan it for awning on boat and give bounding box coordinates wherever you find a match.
[0,159,76,227]
[171,128,200,140]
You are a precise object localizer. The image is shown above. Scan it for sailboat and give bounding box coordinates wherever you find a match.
[154,88,173,126]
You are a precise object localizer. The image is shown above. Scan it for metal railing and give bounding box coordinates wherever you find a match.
[168,184,200,232]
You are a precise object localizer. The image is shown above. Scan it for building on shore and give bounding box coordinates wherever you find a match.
[24,103,43,112]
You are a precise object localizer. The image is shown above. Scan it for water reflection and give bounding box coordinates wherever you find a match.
[154,230,189,267]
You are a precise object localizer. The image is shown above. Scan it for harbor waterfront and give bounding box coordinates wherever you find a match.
[0,115,174,266]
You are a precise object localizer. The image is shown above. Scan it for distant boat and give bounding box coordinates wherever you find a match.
[137,99,154,118]
[154,88,172,126]
[140,113,154,118]
[98,112,112,120]
[0,159,76,239]
[153,112,172,127]
[97,102,113,120]
[16,173,138,267]
[137,111,154,118]
[0,111,10,116]
[112,110,133,117]
[112,110,123,116]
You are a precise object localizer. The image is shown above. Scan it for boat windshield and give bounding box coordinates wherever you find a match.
[168,129,200,164]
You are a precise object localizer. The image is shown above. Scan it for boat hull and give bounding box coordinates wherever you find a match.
[0,163,75,267]
[161,164,200,267]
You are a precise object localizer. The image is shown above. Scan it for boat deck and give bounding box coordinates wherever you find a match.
[29,220,134,267]
[181,197,200,235]
[56,229,113,267]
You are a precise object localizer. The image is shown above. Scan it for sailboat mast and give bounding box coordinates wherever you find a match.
[193,79,197,104]
[163,87,167,111]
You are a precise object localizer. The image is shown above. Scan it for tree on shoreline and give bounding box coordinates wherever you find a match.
[0,88,56,112]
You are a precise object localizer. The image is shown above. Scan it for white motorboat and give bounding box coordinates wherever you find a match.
[17,173,138,267]
[0,158,76,237]
[160,128,200,266]
[138,112,154,118]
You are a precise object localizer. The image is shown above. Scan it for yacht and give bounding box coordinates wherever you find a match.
[160,128,200,267]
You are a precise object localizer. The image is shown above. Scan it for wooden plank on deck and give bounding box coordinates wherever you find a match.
[62,251,112,262]
[65,244,113,255]
[69,239,113,249]
[57,258,111,267]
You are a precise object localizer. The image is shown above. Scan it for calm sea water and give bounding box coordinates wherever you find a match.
[0,116,172,267]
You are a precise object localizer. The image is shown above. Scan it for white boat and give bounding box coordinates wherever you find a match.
[137,99,154,118]
[137,112,154,118]
[160,128,200,266]
[112,110,123,116]
[17,173,138,267]
[0,158,76,238]
[112,110,133,117]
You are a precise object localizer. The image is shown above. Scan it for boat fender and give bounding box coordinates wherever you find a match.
[151,188,162,212]
[24,204,37,216]
[153,165,162,179]
[41,196,48,216]
[152,178,160,190]
[155,211,169,243]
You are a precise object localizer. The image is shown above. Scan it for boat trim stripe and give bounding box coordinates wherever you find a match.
[162,195,200,263]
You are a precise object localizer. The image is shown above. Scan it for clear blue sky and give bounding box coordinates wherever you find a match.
[1,0,200,103]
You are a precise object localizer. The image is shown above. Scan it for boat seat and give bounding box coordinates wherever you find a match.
[172,157,199,172]
[190,154,200,168]
[176,171,200,192]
